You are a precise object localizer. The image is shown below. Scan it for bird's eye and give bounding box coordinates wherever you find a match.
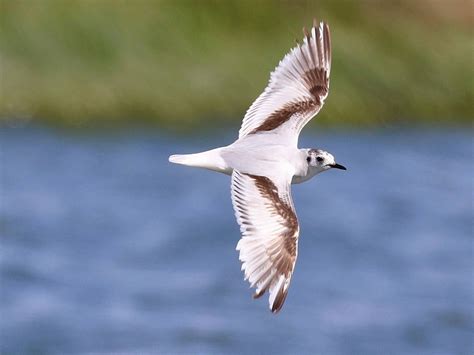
[306,156,311,163]
[316,157,324,162]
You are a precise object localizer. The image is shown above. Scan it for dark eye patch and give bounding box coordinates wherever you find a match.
[316,157,324,162]
[306,157,311,163]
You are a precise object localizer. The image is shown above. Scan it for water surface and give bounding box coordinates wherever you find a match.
[1,126,472,355]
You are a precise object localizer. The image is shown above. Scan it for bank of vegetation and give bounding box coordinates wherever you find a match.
[1,0,472,130]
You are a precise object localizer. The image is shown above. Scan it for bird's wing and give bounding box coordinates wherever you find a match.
[231,170,299,313]
[238,21,331,145]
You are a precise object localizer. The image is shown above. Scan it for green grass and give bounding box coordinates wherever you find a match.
[0,0,472,130]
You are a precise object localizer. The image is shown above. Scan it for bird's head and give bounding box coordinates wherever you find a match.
[306,149,346,174]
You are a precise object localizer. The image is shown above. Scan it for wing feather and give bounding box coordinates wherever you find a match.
[238,21,331,144]
[231,170,299,313]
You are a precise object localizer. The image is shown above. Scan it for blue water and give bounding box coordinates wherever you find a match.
[1,126,472,355]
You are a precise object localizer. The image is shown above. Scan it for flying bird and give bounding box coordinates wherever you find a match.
[169,20,346,313]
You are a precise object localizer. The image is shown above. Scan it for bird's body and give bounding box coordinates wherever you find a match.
[169,20,346,313]
[171,137,305,179]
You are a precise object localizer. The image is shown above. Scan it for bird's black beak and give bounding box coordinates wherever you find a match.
[330,163,347,170]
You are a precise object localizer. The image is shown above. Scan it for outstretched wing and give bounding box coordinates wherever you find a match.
[231,170,299,313]
[238,21,331,145]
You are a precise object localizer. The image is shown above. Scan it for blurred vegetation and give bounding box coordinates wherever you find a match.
[0,0,472,130]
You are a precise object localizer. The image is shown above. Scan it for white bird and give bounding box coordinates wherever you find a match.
[169,20,346,313]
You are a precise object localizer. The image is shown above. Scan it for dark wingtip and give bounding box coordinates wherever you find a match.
[253,289,265,299]
[270,289,289,314]
[303,26,310,38]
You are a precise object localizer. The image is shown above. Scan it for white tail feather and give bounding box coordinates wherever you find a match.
[168,148,231,175]
[169,154,193,165]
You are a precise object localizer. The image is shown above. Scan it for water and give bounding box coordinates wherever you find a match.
[1,126,472,355]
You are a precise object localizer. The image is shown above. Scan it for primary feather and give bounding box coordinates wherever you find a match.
[231,171,299,313]
[238,21,331,146]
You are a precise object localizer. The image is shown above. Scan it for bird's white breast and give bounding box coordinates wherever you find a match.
[221,133,305,180]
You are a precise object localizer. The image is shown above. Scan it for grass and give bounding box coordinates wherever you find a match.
[0,0,472,130]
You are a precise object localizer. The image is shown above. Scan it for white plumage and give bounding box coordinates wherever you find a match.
[238,20,331,145]
[169,21,346,313]
[231,171,298,312]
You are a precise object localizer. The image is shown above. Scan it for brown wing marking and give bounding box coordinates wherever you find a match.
[245,173,298,312]
[248,100,317,135]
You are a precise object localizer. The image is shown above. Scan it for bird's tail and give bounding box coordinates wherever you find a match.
[168,153,197,166]
[169,148,230,174]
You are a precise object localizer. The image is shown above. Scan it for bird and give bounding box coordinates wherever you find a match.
[169,20,346,313]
